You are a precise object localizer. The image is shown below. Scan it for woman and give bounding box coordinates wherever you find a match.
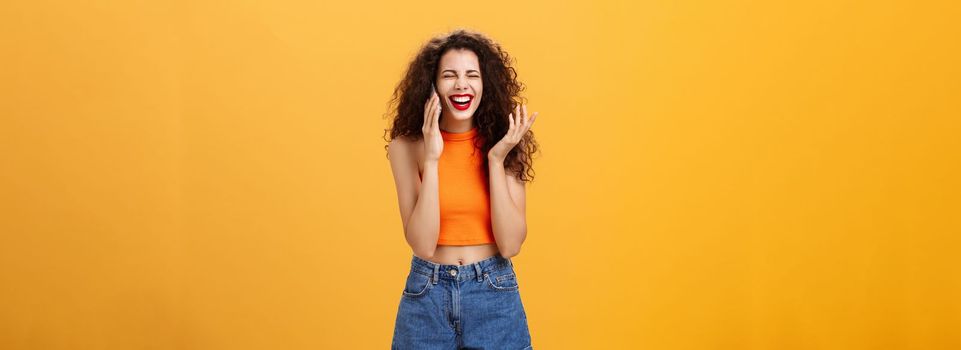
[383,29,539,349]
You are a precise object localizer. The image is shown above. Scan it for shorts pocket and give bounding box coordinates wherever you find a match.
[484,268,519,292]
[401,271,432,298]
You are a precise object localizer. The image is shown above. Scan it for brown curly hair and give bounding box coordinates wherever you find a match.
[382,28,539,182]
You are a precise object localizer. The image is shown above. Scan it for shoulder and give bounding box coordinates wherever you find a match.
[388,135,423,158]
[388,135,425,174]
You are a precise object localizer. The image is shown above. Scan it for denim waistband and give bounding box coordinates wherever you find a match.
[410,254,514,284]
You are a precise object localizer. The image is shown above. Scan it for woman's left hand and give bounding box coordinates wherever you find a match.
[489,104,538,162]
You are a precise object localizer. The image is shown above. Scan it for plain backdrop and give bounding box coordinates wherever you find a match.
[1,0,959,349]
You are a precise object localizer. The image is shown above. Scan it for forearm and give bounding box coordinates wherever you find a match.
[405,160,440,258]
[488,156,527,258]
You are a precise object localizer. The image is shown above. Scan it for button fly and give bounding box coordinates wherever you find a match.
[449,269,457,276]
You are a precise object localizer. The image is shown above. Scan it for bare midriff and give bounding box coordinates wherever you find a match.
[418,243,501,265]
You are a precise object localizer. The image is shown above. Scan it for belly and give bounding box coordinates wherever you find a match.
[419,243,500,265]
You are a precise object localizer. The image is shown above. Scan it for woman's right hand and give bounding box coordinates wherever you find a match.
[422,88,444,162]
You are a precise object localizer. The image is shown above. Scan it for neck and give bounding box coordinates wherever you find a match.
[439,115,473,133]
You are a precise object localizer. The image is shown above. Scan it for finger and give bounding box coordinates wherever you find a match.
[514,105,521,135]
[508,113,515,131]
[428,97,438,129]
[423,104,430,129]
[425,99,433,129]
[523,112,537,133]
[424,101,431,127]
[521,105,531,128]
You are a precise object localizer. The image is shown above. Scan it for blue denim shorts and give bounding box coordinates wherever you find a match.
[391,254,533,350]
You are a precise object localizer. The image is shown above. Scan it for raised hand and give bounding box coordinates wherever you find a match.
[423,86,444,162]
[488,103,538,162]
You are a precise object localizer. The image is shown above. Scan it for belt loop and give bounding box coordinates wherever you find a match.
[474,262,483,282]
[432,263,439,284]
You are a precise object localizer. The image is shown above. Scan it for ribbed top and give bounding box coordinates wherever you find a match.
[440,126,478,141]
[436,126,494,246]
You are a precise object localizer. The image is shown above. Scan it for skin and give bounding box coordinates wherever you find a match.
[388,48,539,265]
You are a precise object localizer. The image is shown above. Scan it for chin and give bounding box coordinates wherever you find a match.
[450,111,476,120]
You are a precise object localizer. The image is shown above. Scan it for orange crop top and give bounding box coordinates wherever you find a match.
[436,126,496,245]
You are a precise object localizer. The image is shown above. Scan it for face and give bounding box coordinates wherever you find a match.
[435,48,483,121]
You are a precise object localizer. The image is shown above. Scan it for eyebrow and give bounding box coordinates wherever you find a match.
[441,69,481,74]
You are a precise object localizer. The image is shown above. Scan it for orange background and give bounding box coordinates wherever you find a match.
[2,0,959,349]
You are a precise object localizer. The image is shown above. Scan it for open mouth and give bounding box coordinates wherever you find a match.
[448,94,473,111]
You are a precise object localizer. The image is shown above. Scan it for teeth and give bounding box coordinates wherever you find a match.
[452,96,471,103]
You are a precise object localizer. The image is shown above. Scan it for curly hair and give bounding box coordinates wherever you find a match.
[382,28,539,183]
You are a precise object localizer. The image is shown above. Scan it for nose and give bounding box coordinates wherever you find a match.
[454,76,470,91]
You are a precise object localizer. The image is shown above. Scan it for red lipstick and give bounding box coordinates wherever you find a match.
[448,94,474,111]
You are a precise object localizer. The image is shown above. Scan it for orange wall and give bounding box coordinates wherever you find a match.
[1,0,959,349]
